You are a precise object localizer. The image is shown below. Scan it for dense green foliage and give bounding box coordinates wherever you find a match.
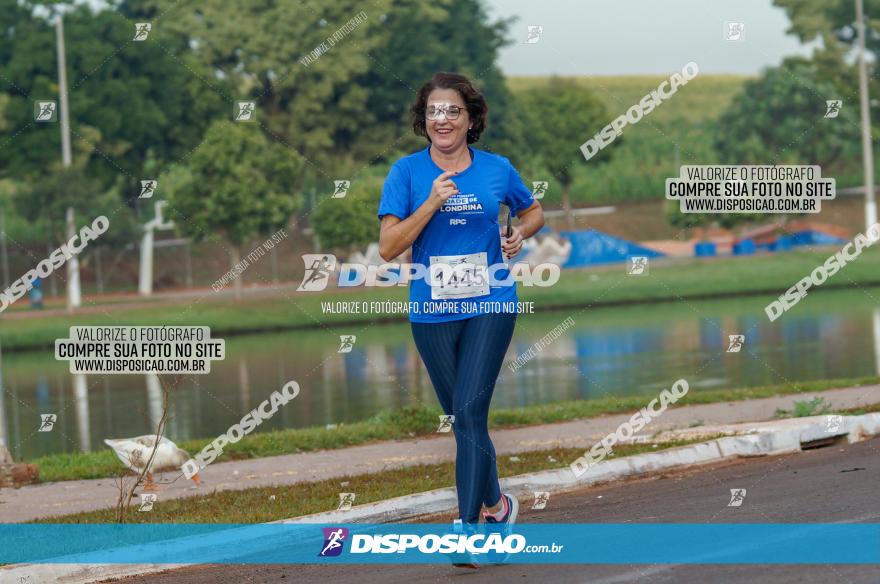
[2,0,879,248]
[514,77,616,222]
[507,74,749,206]
[162,121,302,247]
[0,1,227,203]
[311,177,384,251]
[715,60,860,167]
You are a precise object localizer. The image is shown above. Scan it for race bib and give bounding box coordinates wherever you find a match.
[429,252,490,300]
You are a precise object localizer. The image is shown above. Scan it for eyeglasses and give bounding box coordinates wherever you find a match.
[426,103,463,121]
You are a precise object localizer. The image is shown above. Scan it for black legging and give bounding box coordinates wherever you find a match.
[411,312,516,523]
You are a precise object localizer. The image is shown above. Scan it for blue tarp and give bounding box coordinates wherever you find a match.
[560,229,664,268]
[790,229,847,246]
[752,230,847,252]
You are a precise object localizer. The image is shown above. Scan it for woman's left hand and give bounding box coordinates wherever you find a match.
[501,225,523,259]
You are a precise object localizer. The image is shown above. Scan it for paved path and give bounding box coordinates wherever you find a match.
[118,436,880,584]
[0,384,877,523]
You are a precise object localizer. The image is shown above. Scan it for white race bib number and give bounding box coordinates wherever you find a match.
[429,252,490,300]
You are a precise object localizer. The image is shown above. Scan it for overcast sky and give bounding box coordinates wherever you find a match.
[484,0,817,76]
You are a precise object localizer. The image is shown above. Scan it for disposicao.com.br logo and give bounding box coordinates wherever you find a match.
[317,527,562,557]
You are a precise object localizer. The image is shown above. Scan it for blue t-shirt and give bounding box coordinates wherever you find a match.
[378,146,535,323]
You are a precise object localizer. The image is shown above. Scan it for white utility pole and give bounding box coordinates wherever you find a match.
[856,0,878,230]
[138,201,175,296]
[0,341,7,449]
[0,209,9,289]
[56,16,81,310]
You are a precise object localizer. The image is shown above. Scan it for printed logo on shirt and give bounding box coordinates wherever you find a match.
[449,218,467,226]
[440,193,483,214]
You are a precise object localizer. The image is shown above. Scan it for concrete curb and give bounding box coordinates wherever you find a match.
[3,412,879,584]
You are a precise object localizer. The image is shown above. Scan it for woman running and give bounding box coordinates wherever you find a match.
[377,72,545,560]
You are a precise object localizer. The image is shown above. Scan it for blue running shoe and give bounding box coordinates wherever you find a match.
[483,493,519,564]
[483,493,519,533]
[448,519,480,569]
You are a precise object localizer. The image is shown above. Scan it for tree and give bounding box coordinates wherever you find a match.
[714,59,859,168]
[0,2,227,194]
[162,120,303,298]
[667,59,861,233]
[121,0,389,173]
[15,112,139,250]
[311,176,384,251]
[774,0,880,120]
[774,0,880,64]
[18,166,138,248]
[120,0,525,171]
[515,77,615,229]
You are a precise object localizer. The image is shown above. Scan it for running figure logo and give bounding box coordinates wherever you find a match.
[34,101,57,122]
[825,100,842,119]
[824,414,842,433]
[138,493,157,512]
[627,256,649,275]
[724,22,744,41]
[235,102,256,121]
[525,25,543,44]
[436,415,455,433]
[139,180,157,199]
[531,181,549,200]
[133,23,152,41]
[297,254,337,291]
[338,335,356,353]
[332,180,351,199]
[727,488,747,507]
[319,527,349,557]
[38,414,57,432]
[726,334,745,353]
[532,491,550,510]
[337,492,356,511]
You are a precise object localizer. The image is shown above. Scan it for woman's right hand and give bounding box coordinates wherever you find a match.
[429,170,460,209]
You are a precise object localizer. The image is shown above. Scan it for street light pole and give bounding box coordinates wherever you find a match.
[856,0,878,230]
[0,208,9,289]
[56,15,81,311]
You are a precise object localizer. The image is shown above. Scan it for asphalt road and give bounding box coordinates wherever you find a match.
[116,436,880,584]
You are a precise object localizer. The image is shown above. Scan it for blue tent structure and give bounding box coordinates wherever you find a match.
[749,229,847,252]
[789,229,847,247]
[559,229,665,268]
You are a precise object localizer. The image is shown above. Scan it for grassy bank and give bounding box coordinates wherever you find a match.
[37,438,713,524]
[3,247,880,353]
[31,376,880,483]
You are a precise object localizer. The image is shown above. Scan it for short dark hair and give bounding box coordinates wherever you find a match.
[410,72,488,144]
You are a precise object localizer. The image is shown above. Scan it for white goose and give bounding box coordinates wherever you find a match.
[104,435,201,491]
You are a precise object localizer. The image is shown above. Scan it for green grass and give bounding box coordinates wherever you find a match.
[775,396,832,418]
[4,247,880,353]
[776,396,880,418]
[776,398,880,418]
[30,375,880,483]
[833,402,880,415]
[36,437,716,524]
[508,74,749,126]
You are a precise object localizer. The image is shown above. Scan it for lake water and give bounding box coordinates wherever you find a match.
[2,288,879,460]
